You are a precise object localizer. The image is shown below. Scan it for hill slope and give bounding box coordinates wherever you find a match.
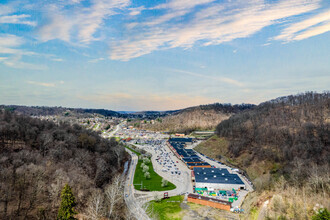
[130,103,254,133]
[195,92,330,219]
[0,110,128,219]
[0,105,122,117]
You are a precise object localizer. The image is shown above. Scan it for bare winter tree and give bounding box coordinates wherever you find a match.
[85,190,104,220]
[104,175,123,219]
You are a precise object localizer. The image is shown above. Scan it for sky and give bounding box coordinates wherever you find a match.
[0,0,329,111]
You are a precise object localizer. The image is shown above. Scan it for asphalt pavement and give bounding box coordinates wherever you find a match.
[124,149,151,220]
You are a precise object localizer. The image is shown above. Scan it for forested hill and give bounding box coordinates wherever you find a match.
[0,110,127,219]
[0,105,122,117]
[196,92,329,218]
[130,103,255,133]
[215,92,329,168]
[183,103,255,114]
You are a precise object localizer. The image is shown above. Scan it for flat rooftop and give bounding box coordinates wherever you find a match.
[194,167,244,185]
[182,157,204,163]
[188,193,231,205]
[188,162,210,167]
[169,137,193,143]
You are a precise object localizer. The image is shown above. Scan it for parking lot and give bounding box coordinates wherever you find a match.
[129,140,194,195]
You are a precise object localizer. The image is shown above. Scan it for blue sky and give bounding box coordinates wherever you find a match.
[0,0,329,111]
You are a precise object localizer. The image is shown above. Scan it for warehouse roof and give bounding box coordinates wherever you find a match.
[169,137,193,143]
[182,157,203,163]
[187,162,210,167]
[188,194,231,205]
[194,167,244,185]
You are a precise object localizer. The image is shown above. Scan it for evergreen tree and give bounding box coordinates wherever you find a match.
[57,184,77,220]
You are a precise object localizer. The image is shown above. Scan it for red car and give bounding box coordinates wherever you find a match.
[176,161,178,163]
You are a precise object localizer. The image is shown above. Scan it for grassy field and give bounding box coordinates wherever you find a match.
[133,159,176,191]
[124,145,141,156]
[146,195,184,220]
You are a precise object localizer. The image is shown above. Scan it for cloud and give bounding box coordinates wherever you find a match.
[0,2,36,26]
[27,81,55,87]
[79,92,219,111]
[88,57,105,63]
[0,34,47,70]
[38,0,130,43]
[128,6,145,16]
[1,56,47,70]
[0,14,36,26]
[51,58,64,62]
[274,9,330,42]
[1,0,328,62]
[110,0,321,60]
[169,69,244,87]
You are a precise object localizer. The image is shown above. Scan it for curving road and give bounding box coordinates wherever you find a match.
[124,149,151,220]
[124,140,195,219]
[128,142,193,200]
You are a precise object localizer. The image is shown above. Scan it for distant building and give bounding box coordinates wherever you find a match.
[187,194,231,211]
[175,133,185,136]
[168,137,193,144]
[193,167,245,190]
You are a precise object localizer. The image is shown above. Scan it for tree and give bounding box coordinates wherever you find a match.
[142,165,149,173]
[85,191,104,220]
[161,178,168,187]
[312,208,330,220]
[105,175,123,219]
[144,172,150,179]
[143,157,150,164]
[57,184,77,220]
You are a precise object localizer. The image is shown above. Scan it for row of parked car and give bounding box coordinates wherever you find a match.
[154,145,182,176]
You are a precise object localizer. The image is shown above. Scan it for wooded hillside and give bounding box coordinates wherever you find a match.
[132,103,254,133]
[0,110,127,219]
[0,105,122,117]
[196,92,330,219]
[215,92,329,181]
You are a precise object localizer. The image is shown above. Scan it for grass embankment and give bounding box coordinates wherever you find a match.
[146,195,184,220]
[194,135,272,180]
[124,145,141,156]
[146,195,239,220]
[126,145,175,191]
[133,159,176,191]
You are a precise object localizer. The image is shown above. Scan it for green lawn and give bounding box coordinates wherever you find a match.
[146,195,184,220]
[125,145,141,156]
[133,159,176,191]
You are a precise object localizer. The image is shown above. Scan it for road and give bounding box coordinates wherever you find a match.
[102,121,123,138]
[130,143,193,199]
[122,141,194,219]
[123,135,253,217]
[124,149,151,220]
